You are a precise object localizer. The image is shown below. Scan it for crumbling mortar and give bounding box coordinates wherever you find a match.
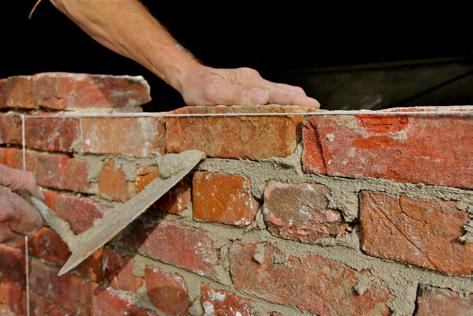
[129,252,311,316]
[197,143,473,223]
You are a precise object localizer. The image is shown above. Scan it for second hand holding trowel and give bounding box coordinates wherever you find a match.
[25,149,206,276]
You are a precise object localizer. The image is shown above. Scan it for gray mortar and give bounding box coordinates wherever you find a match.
[120,210,473,316]
[130,252,312,316]
[458,203,473,243]
[198,143,473,223]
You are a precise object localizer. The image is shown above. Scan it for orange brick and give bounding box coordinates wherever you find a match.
[98,160,131,202]
[193,172,259,226]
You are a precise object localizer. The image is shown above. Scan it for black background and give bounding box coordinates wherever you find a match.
[1,1,472,110]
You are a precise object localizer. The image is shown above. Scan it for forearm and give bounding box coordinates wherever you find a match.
[49,0,201,91]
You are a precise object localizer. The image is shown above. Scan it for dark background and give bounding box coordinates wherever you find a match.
[1,1,473,110]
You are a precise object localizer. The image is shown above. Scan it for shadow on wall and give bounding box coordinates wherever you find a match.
[272,57,473,110]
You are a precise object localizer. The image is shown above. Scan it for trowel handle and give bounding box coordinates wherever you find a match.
[25,194,76,247]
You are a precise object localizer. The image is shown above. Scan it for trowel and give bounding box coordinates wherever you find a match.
[25,149,205,276]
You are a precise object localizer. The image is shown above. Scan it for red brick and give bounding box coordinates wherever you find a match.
[120,217,219,275]
[31,151,89,193]
[136,165,160,193]
[145,265,192,314]
[30,290,72,316]
[0,76,34,109]
[360,192,473,275]
[166,105,316,159]
[0,113,22,145]
[44,190,105,234]
[263,181,349,242]
[98,160,131,202]
[0,147,23,169]
[0,245,25,284]
[31,73,150,110]
[102,248,143,291]
[229,242,391,316]
[201,283,254,316]
[303,113,473,189]
[155,180,192,214]
[92,288,158,316]
[0,280,26,315]
[81,117,164,157]
[416,286,473,316]
[29,259,94,314]
[28,227,70,265]
[193,172,259,226]
[25,117,80,152]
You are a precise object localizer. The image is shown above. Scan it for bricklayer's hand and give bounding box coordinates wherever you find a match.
[0,165,44,242]
[178,66,320,107]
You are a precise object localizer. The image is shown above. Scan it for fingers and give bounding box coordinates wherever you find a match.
[0,222,22,243]
[258,80,320,108]
[0,186,43,240]
[0,165,44,200]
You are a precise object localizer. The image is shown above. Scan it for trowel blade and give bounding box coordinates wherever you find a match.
[58,150,205,276]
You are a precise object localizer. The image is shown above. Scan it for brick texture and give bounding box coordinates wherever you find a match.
[144,266,192,314]
[263,181,349,242]
[303,113,473,189]
[416,286,473,316]
[193,172,260,226]
[119,217,219,275]
[81,117,164,157]
[31,73,150,110]
[360,192,473,275]
[0,113,22,145]
[28,227,70,265]
[201,283,254,316]
[102,248,143,291]
[166,105,316,159]
[92,288,158,316]
[0,76,33,109]
[25,117,81,152]
[44,190,105,234]
[229,242,391,316]
[0,245,25,284]
[98,160,131,202]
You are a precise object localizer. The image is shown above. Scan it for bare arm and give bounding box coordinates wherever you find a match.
[50,0,319,107]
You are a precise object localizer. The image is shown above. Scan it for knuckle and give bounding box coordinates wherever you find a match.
[238,67,260,78]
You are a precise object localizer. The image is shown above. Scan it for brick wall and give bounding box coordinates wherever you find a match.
[1,73,472,315]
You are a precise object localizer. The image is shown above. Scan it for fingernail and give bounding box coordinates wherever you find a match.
[249,88,269,104]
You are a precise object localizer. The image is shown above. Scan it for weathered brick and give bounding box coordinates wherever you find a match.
[102,248,143,291]
[135,164,191,214]
[30,290,72,316]
[28,227,70,265]
[145,265,192,314]
[25,117,80,152]
[98,160,131,202]
[81,117,164,157]
[32,151,89,193]
[193,172,259,226]
[201,283,254,316]
[360,192,473,275]
[229,242,391,316]
[0,76,34,109]
[303,112,473,189]
[0,280,25,315]
[0,113,22,145]
[0,147,23,169]
[0,245,25,284]
[30,259,94,314]
[120,217,219,275]
[166,105,316,159]
[92,288,158,316]
[416,286,473,316]
[44,190,105,234]
[136,165,160,193]
[263,181,349,242]
[31,73,150,110]
[155,180,191,214]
